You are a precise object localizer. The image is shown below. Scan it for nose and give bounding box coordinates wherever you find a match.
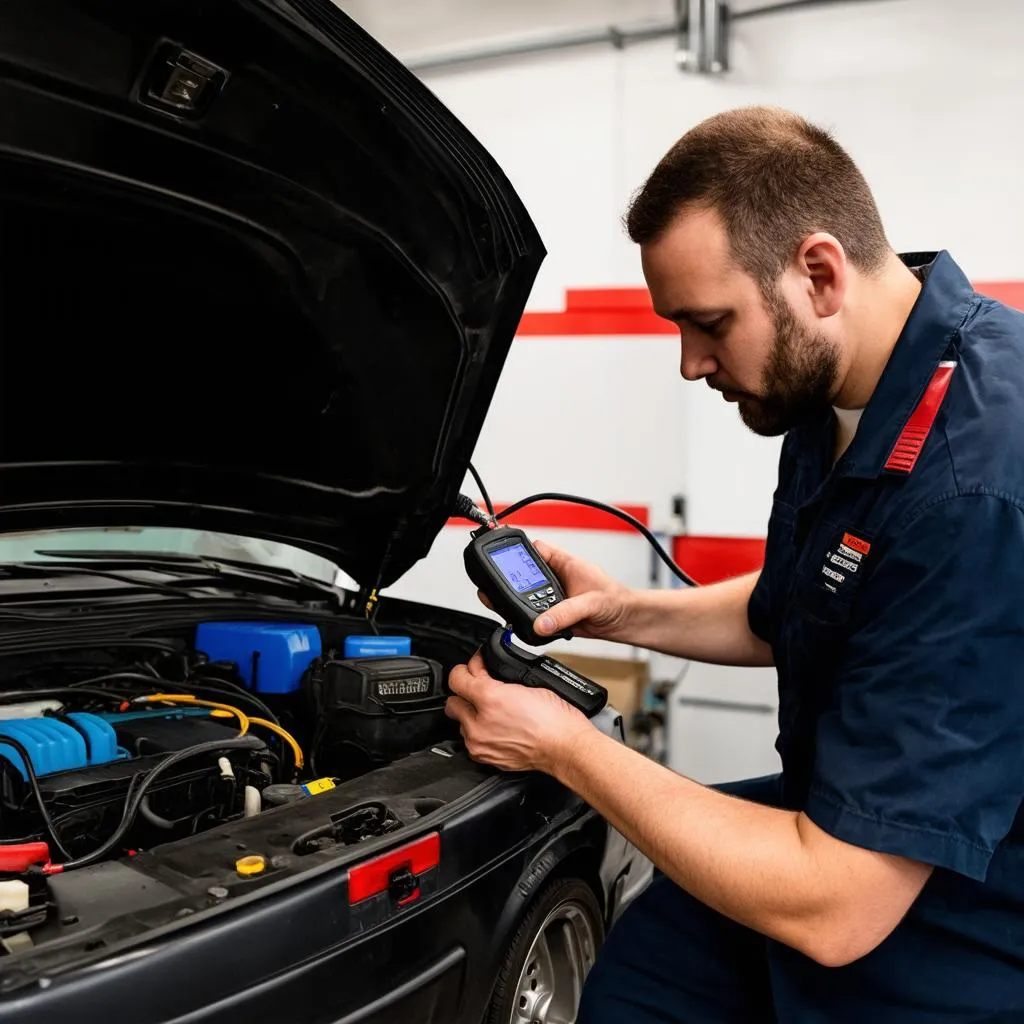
[679,335,717,382]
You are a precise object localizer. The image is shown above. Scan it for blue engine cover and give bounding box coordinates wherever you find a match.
[0,713,124,780]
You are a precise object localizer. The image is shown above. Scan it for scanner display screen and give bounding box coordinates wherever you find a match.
[488,543,547,594]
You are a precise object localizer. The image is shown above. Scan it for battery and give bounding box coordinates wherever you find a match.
[302,656,454,778]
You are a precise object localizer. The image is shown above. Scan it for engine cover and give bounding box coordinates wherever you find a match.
[0,713,125,779]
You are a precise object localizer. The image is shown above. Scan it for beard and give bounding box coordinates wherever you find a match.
[734,290,840,437]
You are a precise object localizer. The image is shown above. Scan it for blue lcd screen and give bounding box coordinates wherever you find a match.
[488,543,547,594]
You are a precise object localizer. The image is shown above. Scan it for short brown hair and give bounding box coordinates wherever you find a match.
[625,107,890,291]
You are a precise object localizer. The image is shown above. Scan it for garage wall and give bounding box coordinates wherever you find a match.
[340,0,1024,781]
[375,0,1024,582]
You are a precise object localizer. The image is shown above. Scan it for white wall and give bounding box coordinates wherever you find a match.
[385,0,1024,556]
[353,0,1024,779]
[391,335,690,660]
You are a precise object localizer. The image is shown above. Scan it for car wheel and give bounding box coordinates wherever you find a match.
[486,877,604,1024]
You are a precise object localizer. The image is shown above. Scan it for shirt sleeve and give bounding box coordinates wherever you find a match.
[747,567,772,644]
[804,493,1024,881]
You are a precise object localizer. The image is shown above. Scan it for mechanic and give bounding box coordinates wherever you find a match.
[445,106,1024,1022]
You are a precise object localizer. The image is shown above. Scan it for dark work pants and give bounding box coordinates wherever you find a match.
[578,775,781,1024]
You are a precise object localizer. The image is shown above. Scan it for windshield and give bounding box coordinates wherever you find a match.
[0,527,355,587]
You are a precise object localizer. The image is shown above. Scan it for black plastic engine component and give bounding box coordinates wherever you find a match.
[292,801,402,855]
[110,710,251,757]
[0,713,268,856]
[303,656,457,779]
[262,784,305,807]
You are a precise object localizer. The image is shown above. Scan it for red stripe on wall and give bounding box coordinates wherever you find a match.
[445,504,765,583]
[517,282,1024,336]
[446,500,649,532]
[672,536,766,585]
[518,288,672,336]
[973,282,1024,308]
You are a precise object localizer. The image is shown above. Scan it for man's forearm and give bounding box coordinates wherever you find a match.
[547,728,877,964]
[620,571,774,666]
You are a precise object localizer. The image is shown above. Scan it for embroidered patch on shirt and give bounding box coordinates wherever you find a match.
[819,530,871,594]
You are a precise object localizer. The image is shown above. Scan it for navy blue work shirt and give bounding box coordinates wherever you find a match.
[748,251,1024,1020]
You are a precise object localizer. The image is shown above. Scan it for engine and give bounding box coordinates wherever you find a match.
[0,705,272,860]
[0,620,455,871]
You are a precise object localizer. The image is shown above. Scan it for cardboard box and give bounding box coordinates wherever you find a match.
[552,652,649,741]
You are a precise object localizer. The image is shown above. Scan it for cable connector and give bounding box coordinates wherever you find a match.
[454,493,494,528]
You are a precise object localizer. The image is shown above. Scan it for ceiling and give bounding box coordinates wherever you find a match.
[334,1,889,69]
[335,0,677,61]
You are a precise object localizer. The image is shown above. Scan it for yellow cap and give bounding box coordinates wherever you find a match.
[235,855,266,877]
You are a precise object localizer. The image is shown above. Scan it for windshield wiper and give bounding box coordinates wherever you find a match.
[0,562,201,597]
[23,550,342,602]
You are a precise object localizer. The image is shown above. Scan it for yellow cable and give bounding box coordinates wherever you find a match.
[137,695,304,771]
[136,694,250,735]
[247,717,305,770]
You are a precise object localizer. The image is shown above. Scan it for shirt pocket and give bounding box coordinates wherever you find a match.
[791,521,873,670]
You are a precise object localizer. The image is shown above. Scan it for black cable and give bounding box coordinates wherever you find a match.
[185,678,282,728]
[64,669,283,732]
[64,668,283,729]
[0,738,73,860]
[139,794,177,830]
[70,671,172,689]
[0,687,127,707]
[59,735,264,871]
[453,492,493,528]
[494,491,699,587]
[467,461,495,517]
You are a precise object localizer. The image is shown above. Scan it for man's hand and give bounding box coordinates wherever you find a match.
[477,539,634,643]
[477,540,773,666]
[445,651,591,774]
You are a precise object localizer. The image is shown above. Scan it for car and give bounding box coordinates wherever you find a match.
[0,1,652,1022]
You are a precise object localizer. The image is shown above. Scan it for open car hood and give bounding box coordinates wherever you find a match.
[0,0,544,589]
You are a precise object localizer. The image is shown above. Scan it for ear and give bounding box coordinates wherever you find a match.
[795,233,846,318]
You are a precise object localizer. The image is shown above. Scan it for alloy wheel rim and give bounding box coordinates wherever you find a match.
[510,898,598,1024]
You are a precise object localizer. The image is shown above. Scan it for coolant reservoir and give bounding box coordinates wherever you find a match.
[0,701,61,720]
[0,880,29,914]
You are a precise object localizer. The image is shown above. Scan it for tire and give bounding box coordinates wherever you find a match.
[485,876,604,1024]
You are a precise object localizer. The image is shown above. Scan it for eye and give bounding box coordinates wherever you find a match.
[695,317,726,336]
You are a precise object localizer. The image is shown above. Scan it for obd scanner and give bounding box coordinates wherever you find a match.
[463,523,608,718]
[464,525,572,647]
[482,628,608,718]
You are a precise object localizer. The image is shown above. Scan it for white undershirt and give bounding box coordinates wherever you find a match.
[833,406,864,463]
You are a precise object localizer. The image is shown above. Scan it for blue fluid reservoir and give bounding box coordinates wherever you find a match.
[195,622,322,694]
[343,635,412,659]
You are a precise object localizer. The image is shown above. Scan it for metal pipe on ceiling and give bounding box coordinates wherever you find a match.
[405,0,899,74]
[405,20,677,73]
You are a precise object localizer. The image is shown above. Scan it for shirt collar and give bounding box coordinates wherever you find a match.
[835,250,976,479]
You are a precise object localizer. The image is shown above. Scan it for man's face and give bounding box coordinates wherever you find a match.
[641,206,840,436]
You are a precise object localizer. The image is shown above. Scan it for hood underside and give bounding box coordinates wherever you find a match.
[0,0,545,588]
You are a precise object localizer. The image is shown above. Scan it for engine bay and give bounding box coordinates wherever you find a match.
[0,616,472,957]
